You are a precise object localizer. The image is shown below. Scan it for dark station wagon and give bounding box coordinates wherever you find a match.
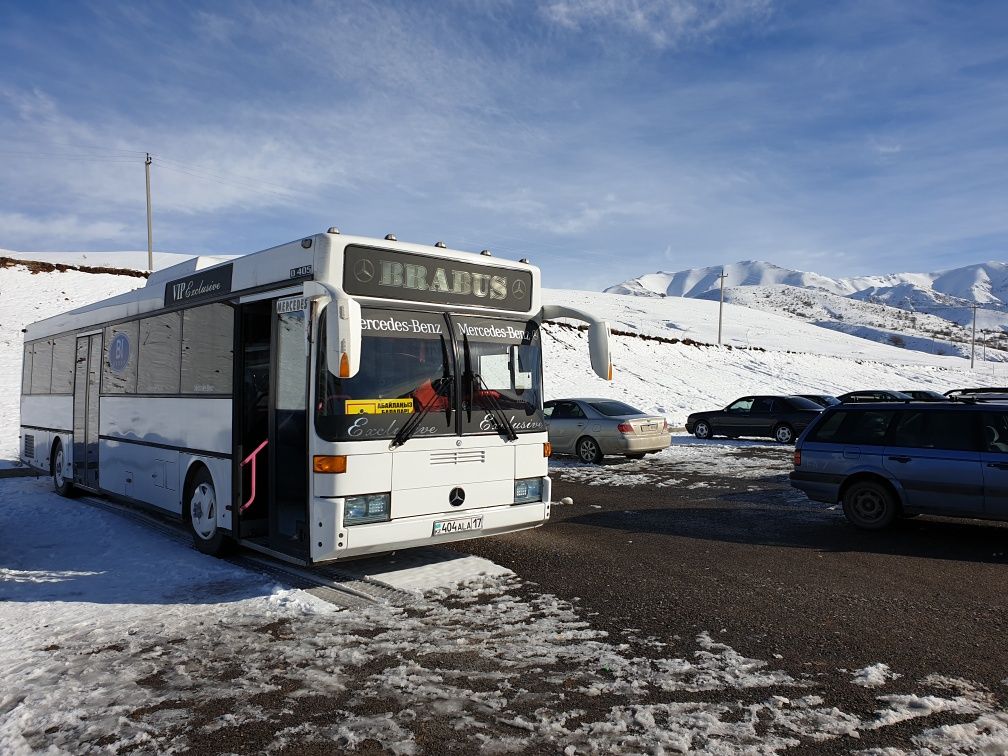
[791,402,1008,530]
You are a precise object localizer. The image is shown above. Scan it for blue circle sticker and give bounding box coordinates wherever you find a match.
[109,332,131,373]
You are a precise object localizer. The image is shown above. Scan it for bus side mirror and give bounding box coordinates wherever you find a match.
[327,298,362,379]
[588,321,612,381]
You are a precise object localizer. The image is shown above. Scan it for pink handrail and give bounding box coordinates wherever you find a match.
[240,439,269,513]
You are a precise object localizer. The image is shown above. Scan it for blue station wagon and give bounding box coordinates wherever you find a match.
[790,402,1008,530]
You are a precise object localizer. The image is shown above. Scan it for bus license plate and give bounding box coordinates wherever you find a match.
[432,516,483,536]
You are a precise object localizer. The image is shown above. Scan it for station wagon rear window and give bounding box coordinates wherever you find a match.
[810,410,896,445]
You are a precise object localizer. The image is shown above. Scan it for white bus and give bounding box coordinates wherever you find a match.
[19,230,612,564]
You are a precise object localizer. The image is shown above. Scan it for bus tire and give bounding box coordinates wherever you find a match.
[50,438,76,497]
[185,466,231,557]
[576,436,604,464]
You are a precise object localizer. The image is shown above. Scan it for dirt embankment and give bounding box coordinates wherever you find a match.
[0,256,149,279]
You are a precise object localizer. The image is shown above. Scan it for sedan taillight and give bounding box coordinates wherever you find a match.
[793,450,801,466]
[617,422,634,434]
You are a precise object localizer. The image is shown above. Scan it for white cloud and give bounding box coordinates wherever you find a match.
[539,0,773,48]
[0,212,132,247]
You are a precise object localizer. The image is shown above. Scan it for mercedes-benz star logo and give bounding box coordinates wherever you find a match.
[511,279,527,300]
[449,487,466,507]
[354,258,375,283]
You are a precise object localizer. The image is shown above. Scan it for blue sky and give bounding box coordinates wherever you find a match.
[1,0,1007,290]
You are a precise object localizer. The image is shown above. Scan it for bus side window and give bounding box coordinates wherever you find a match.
[21,343,33,395]
[139,312,182,394]
[30,339,54,395]
[181,304,234,395]
[51,336,76,394]
[102,322,139,394]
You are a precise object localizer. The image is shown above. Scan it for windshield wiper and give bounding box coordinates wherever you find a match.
[390,376,452,449]
[471,372,519,441]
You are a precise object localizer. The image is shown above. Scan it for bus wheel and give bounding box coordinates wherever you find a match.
[185,467,230,556]
[50,439,75,497]
[576,436,604,464]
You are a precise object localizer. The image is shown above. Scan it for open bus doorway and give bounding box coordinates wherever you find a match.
[236,298,309,558]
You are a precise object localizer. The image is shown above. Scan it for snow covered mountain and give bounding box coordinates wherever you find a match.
[606,260,1008,359]
[607,260,1008,307]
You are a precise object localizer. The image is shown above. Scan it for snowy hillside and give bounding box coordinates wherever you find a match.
[2,260,1003,462]
[692,285,1008,362]
[0,247,236,272]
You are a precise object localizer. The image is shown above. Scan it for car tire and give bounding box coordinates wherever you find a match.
[626,453,645,460]
[185,466,232,556]
[576,436,604,464]
[50,439,76,497]
[773,423,795,444]
[842,480,898,531]
[693,421,711,440]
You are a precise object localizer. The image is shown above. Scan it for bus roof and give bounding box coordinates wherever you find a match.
[23,232,540,341]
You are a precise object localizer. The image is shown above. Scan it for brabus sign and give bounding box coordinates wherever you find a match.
[164,263,233,307]
[343,245,533,313]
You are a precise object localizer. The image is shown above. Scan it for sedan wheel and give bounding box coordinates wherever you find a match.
[576,436,604,464]
[693,421,711,440]
[774,424,795,444]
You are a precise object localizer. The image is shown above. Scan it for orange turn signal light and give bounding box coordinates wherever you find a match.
[544,442,552,458]
[314,455,347,474]
[338,353,350,378]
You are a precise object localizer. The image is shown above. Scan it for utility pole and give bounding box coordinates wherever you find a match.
[717,268,728,345]
[982,330,987,362]
[145,153,153,272]
[970,303,977,369]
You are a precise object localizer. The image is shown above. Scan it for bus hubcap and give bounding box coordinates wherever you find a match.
[191,484,217,540]
[54,449,64,487]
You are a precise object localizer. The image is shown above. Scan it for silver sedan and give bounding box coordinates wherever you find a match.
[544,398,671,464]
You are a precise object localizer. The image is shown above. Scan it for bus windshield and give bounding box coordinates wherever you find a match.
[315,308,545,442]
[454,316,545,435]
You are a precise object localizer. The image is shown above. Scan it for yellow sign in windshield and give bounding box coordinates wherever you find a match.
[345,398,415,415]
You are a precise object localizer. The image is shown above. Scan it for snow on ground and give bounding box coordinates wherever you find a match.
[551,434,793,488]
[853,664,903,689]
[4,259,1008,751]
[334,547,513,594]
[3,476,1008,753]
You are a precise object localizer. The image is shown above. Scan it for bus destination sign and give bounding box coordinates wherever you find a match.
[343,245,533,313]
[164,263,234,307]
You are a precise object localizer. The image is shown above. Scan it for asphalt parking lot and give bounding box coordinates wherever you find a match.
[450,436,1008,753]
[7,438,1008,754]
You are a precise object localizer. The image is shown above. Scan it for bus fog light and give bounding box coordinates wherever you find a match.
[343,493,391,525]
[514,477,543,504]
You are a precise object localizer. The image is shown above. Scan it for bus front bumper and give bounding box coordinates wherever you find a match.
[312,496,551,563]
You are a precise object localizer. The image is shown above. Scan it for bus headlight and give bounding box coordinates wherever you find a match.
[514,477,543,504]
[343,493,391,525]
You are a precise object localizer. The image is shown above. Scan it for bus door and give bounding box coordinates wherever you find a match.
[72,334,102,488]
[236,296,309,558]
